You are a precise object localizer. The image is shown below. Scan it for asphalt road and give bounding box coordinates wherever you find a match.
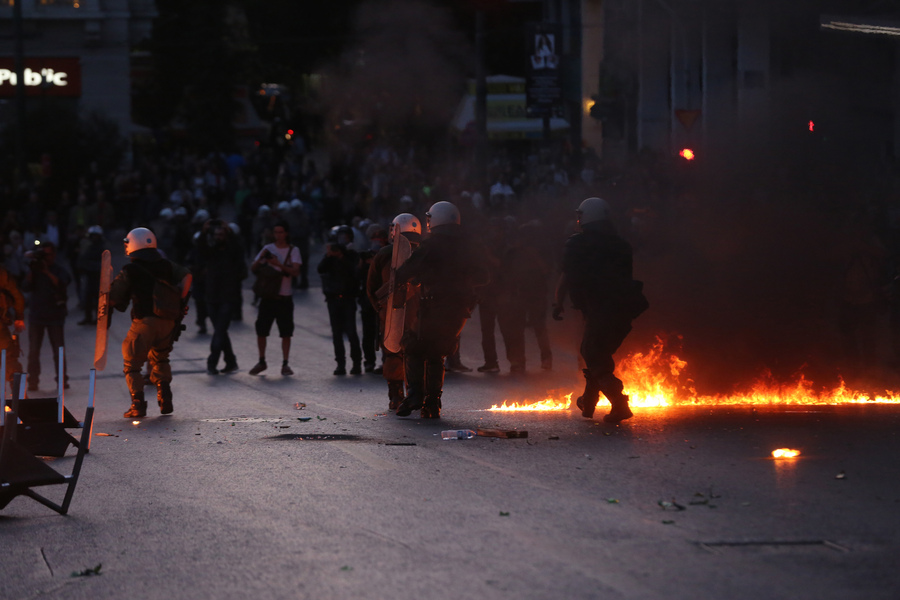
[2,275,900,600]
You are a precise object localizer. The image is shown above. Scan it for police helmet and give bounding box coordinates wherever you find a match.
[159,207,174,220]
[277,201,291,212]
[87,225,103,236]
[576,197,610,226]
[391,213,422,241]
[258,205,271,216]
[193,209,210,224]
[290,198,303,210]
[425,201,460,230]
[124,227,157,255]
[228,222,240,235]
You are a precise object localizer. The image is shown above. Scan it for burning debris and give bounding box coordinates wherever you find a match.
[492,336,900,411]
[772,448,801,459]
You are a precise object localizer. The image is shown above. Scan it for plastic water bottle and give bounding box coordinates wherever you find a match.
[441,429,476,440]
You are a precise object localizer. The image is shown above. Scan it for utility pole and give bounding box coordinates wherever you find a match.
[13,0,28,186]
[474,9,488,187]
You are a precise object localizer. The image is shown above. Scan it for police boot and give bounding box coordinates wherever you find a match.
[387,381,405,411]
[397,357,426,417]
[395,393,424,417]
[421,394,442,419]
[124,392,147,419]
[603,393,633,424]
[158,383,174,415]
[575,369,601,419]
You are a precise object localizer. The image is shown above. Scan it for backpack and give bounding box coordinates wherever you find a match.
[152,278,184,320]
[135,263,184,320]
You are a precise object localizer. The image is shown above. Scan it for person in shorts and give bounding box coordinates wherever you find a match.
[249,221,301,376]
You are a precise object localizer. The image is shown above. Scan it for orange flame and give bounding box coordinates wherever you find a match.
[491,335,900,411]
[772,448,801,458]
[490,394,572,412]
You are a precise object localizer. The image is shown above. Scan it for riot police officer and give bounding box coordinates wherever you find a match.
[553,197,646,423]
[366,213,422,410]
[111,228,190,419]
[394,202,488,419]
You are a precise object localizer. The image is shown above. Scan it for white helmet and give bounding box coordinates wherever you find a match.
[124,227,157,255]
[228,222,241,235]
[277,201,291,212]
[159,207,174,220]
[87,225,103,236]
[391,213,422,241]
[425,201,460,229]
[174,206,188,218]
[290,198,303,210]
[576,197,610,226]
[258,205,271,215]
[193,209,210,223]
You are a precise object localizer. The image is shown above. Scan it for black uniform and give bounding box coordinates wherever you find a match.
[318,246,362,373]
[561,220,638,421]
[394,224,487,418]
[195,228,245,373]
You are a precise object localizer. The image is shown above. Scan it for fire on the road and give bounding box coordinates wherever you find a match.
[489,336,900,412]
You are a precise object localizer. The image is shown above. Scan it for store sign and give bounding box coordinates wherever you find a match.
[0,58,81,97]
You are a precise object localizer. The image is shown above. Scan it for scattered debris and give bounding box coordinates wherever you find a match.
[95,433,117,437]
[340,565,353,572]
[71,564,102,578]
[384,442,416,446]
[662,520,675,525]
[499,511,510,517]
[294,403,306,410]
[316,416,327,421]
[297,417,311,422]
[548,435,560,440]
[835,471,847,480]
[606,498,619,504]
[658,500,686,511]
[477,428,528,439]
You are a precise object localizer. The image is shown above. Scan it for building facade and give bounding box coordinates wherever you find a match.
[0,0,156,141]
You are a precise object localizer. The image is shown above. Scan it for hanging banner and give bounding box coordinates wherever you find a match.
[525,23,562,118]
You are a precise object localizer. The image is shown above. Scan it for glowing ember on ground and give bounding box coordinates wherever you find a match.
[492,335,900,411]
[132,420,140,426]
[772,448,801,458]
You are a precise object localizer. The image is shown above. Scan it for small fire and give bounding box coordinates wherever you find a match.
[772,448,801,459]
[679,148,695,160]
[492,335,900,411]
[490,394,572,412]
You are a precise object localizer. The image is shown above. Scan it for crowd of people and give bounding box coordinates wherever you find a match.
[0,134,648,424]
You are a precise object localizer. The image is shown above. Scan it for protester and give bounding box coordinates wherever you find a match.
[76,225,105,325]
[318,225,363,375]
[195,219,245,374]
[248,220,301,376]
[22,242,71,391]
